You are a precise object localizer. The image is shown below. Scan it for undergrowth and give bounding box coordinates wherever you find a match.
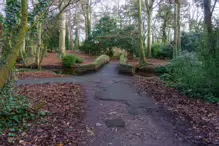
[159,29,219,103]
[161,49,219,102]
[0,77,47,137]
[62,54,84,68]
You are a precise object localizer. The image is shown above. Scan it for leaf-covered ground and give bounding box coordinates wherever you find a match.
[16,71,68,80]
[133,76,219,145]
[0,83,86,145]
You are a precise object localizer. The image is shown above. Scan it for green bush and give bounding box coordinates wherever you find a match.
[62,55,84,68]
[79,39,101,55]
[62,55,76,67]
[151,43,172,59]
[166,52,219,102]
[181,32,202,52]
[79,17,139,57]
[151,43,162,57]
[155,65,169,74]
[74,55,84,63]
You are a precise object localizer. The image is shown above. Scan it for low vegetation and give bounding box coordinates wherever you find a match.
[62,54,84,68]
[160,31,219,103]
[151,43,173,59]
[0,82,39,136]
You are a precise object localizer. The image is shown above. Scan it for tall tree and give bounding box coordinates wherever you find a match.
[35,21,42,68]
[138,0,146,64]
[87,0,92,38]
[157,3,173,43]
[81,0,92,40]
[173,0,181,58]
[203,0,218,33]
[58,0,66,58]
[203,0,218,55]
[145,0,155,58]
[0,0,28,88]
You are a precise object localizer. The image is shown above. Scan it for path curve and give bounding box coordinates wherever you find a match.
[17,63,198,146]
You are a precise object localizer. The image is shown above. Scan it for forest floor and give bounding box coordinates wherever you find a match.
[11,62,219,146]
[0,83,86,146]
[16,70,69,80]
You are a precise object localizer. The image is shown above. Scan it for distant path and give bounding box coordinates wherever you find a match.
[17,63,197,146]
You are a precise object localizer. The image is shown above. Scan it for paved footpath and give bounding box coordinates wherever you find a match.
[17,63,198,146]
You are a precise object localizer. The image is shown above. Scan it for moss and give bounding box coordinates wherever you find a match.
[76,55,110,74]
[120,54,127,64]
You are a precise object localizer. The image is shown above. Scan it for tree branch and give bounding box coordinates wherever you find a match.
[211,0,217,16]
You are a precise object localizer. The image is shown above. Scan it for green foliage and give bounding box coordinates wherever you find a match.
[0,14,4,23]
[80,16,118,56]
[156,4,173,42]
[62,55,76,67]
[4,0,21,31]
[165,51,219,103]
[62,54,84,68]
[66,27,70,50]
[181,32,202,52]
[29,0,51,23]
[0,0,21,66]
[74,55,84,63]
[117,25,139,56]
[0,82,37,135]
[40,13,60,52]
[80,16,139,56]
[151,43,172,59]
[79,39,101,55]
[154,65,169,74]
[163,29,219,103]
[151,43,162,57]
[92,16,118,37]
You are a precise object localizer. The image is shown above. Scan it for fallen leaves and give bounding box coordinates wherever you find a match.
[133,76,219,145]
[16,71,68,80]
[0,83,86,145]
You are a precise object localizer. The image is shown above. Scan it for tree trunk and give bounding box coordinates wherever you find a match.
[75,27,80,50]
[0,0,28,88]
[167,28,170,43]
[20,39,27,66]
[177,1,181,55]
[87,0,92,39]
[203,0,216,55]
[59,0,66,58]
[138,0,146,64]
[36,21,42,69]
[173,1,178,58]
[162,21,167,43]
[203,0,212,33]
[147,11,152,58]
[70,29,73,51]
